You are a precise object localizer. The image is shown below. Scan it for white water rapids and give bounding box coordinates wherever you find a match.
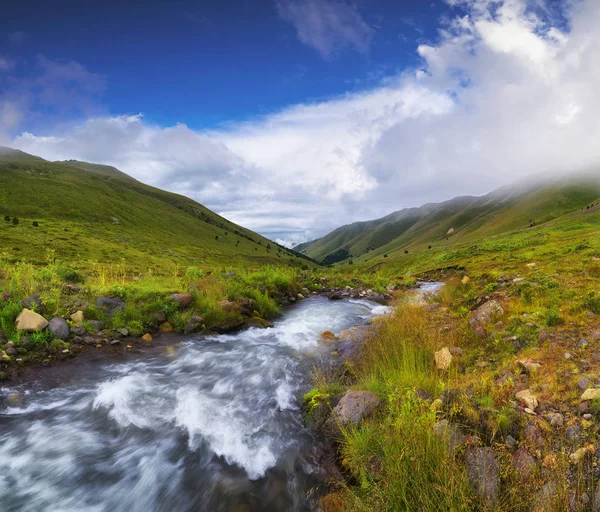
[0,296,392,512]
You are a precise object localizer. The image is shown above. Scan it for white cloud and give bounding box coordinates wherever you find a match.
[11,0,600,244]
[276,0,373,58]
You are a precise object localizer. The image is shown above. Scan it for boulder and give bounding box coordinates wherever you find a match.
[15,309,48,332]
[96,296,126,316]
[116,328,129,337]
[465,447,500,508]
[170,293,192,309]
[70,311,84,324]
[245,317,272,330]
[48,317,70,340]
[469,300,504,330]
[515,389,538,411]
[434,347,453,370]
[581,388,600,401]
[217,300,240,313]
[322,390,380,439]
[320,331,337,342]
[337,326,369,343]
[88,320,105,332]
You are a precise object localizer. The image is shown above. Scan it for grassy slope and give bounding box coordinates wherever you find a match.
[298,173,600,264]
[0,148,314,271]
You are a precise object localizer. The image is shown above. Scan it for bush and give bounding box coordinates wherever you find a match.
[12,217,19,226]
[545,308,563,326]
[584,292,600,314]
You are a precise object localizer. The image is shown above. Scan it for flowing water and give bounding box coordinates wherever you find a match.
[0,296,392,512]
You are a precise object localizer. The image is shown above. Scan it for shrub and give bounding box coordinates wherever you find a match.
[3,215,9,222]
[12,217,19,226]
[584,292,600,314]
[32,221,39,227]
[545,308,563,326]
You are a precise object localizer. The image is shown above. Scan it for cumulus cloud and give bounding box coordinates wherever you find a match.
[10,0,600,245]
[276,0,373,58]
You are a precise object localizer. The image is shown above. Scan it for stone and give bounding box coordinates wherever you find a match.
[321,390,380,439]
[581,388,600,401]
[505,435,517,447]
[95,344,103,349]
[150,312,166,324]
[566,426,580,442]
[461,275,470,284]
[159,322,174,333]
[142,333,152,342]
[550,413,564,427]
[245,317,272,330]
[170,293,192,309]
[48,317,70,340]
[564,352,573,360]
[578,378,590,391]
[523,424,544,448]
[465,447,500,508]
[517,359,541,374]
[513,277,526,285]
[515,389,538,410]
[570,447,589,464]
[70,326,86,336]
[434,347,453,370]
[337,326,369,343]
[433,419,466,453]
[70,311,84,324]
[449,347,464,356]
[5,347,17,356]
[109,339,121,345]
[414,389,433,401]
[320,331,336,341]
[578,338,589,349]
[578,402,590,413]
[512,446,537,481]
[116,328,129,337]
[15,309,48,332]
[22,294,43,311]
[469,300,504,330]
[96,296,125,316]
[297,294,305,300]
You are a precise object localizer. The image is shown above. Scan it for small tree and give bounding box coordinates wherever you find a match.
[428,245,432,250]
[404,250,409,255]
[32,221,39,227]
[12,217,19,226]
[3,215,9,222]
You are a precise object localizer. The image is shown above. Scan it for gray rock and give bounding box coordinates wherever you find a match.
[22,294,43,312]
[505,435,517,447]
[184,315,204,335]
[322,390,380,438]
[116,328,129,337]
[95,296,125,316]
[70,326,86,337]
[578,338,589,349]
[469,300,504,331]
[433,420,466,453]
[550,413,564,427]
[5,347,17,356]
[578,377,590,391]
[465,447,500,508]
[48,317,70,340]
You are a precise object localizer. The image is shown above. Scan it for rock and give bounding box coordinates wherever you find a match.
[578,378,590,391]
[328,293,343,301]
[116,328,129,337]
[584,413,592,420]
[516,389,538,410]
[513,277,526,285]
[150,312,166,324]
[433,419,466,453]
[88,320,105,332]
[321,390,380,439]
[142,333,152,342]
[170,293,192,309]
[338,326,369,343]
[512,446,537,481]
[96,296,125,316]
[320,331,337,342]
[461,275,470,284]
[469,300,504,331]
[109,339,121,345]
[434,347,453,370]
[448,347,463,356]
[70,326,86,337]
[505,435,517,447]
[564,352,573,360]
[70,311,84,324]
[566,426,580,442]
[550,413,564,427]
[297,294,305,300]
[414,389,433,401]
[184,315,206,334]
[581,388,600,401]
[15,309,48,332]
[245,317,272,330]
[570,447,589,464]
[578,338,589,349]
[217,300,240,313]
[523,424,544,448]
[578,402,590,413]
[5,347,17,356]
[465,447,500,508]
[22,294,43,311]
[159,322,174,332]
[48,317,70,340]
[518,359,542,374]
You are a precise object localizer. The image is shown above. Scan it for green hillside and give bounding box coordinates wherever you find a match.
[0,147,314,271]
[297,173,600,265]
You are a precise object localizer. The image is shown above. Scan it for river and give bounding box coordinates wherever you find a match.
[0,296,392,512]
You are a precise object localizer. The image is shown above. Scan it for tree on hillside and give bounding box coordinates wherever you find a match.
[404,250,409,255]
[12,217,19,226]
[3,215,9,222]
[32,221,39,227]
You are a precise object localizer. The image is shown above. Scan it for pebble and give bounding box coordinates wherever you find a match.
[578,377,590,390]
[550,413,564,427]
[583,414,592,420]
[564,352,573,360]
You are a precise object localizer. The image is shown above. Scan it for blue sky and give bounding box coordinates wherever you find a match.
[2,0,600,245]
[1,0,450,130]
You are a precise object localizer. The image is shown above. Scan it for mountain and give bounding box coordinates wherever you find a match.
[0,147,314,270]
[297,173,600,264]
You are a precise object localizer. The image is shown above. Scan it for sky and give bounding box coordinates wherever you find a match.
[1,0,599,246]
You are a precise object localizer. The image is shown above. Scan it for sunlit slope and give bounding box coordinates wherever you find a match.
[297,174,600,264]
[0,147,314,269]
